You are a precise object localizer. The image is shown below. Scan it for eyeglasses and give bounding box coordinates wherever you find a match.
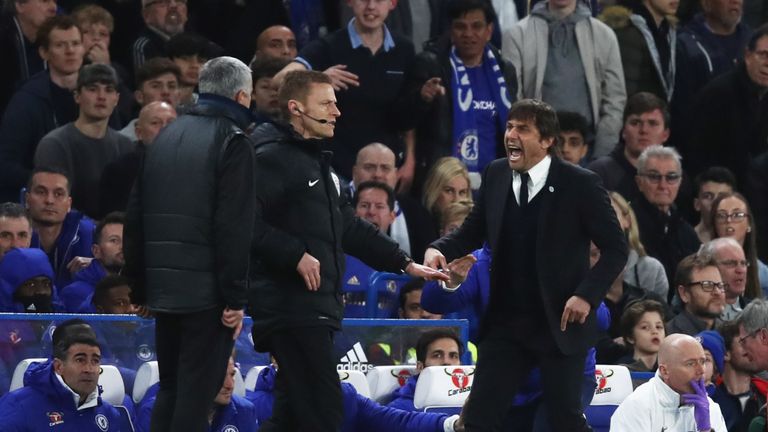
[718,259,751,269]
[714,211,747,222]
[639,172,682,184]
[686,280,727,292]
[738,328,764,345]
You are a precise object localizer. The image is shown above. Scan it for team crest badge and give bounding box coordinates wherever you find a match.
[95,414,109,431]
[222,426,239,432]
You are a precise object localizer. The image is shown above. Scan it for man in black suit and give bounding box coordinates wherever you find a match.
[425,99,628,431]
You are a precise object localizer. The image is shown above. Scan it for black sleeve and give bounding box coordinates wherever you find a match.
[297,36,333,71]
[122,152,146,305]
[214,134,255,310]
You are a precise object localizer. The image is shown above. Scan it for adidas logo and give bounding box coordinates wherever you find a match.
[337,342,374,373]
[347,275,360,286]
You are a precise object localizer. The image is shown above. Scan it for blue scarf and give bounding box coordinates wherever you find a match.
[450,45,512,174]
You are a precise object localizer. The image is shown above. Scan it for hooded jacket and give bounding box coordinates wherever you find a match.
[503,1,626,157]
[0,247,62,313]
[30,211,95,289]
[0,360,122,431]
[247,365,451,432]
[248,122,411,350]
[60,260,107,313]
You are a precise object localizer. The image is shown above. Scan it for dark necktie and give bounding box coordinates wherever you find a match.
[519,172,529,208]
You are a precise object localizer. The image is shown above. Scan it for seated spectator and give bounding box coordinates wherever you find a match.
[399,279,442,321]
[700,238,759,321]
[610,333,727,431]
[166,32,222,106]
[26,167,95,288]
[0,15,85,202]
[667,253,726,336]
[34,63,135,219]
[422,157,472,228]
[693,167,736,243]
[588,92,671,205]
[712,319,765,431]
[388,329,462,411]
[0,0,56,117]
[351,143,436,260]
[0,319,122,430]
[0,248,59,313]
[90,275,134,315]
[0,202,31,260]
[102,101,177,216]
[556,112,590,166]
[138,356,258,432]
[619,299,666,372]
[610,191,669,299]
[119,57,181,142]
[738,299,768,372]
[249,56,289,124]
[252,25,297,61]
[696,330,725,394]
[131,0,188,72]
[631,145,701,290]
[60,212,124,312]
[439,200,473,237]
[247,356,460,432]
[709,192,768,297]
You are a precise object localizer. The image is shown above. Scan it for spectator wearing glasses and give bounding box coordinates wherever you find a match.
[692,167,736,244]
[632,145,701,292]
[131,0,188,73]
[737,299,768,372]
[709,192,768,298]
[666,253,726,336]
[701,238,761,321]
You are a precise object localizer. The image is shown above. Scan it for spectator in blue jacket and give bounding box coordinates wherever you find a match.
[248,362,461,432]
[61,212,124,312]
[26,167,95,288]
[0,319,122,431]
[0,247,61,314]
[137,357,258,432]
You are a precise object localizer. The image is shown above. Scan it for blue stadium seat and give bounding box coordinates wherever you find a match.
[584,365,633,432]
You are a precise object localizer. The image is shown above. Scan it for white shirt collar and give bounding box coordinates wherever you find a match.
[55,372,99,410]
[513,155,552,204]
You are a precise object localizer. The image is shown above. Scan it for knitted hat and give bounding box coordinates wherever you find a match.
[696,330,725,374]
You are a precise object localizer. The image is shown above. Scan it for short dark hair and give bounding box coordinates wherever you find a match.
[620,299,666,344]
[250,56,290,82]
[76,63,118,91]
[717,320,740,351]
[747,23,768,51]
[674,252,718,292]
[92,275,131,308]
[27,166,72,194]
[447,0,496,24]
[166,32,222,60]
[52,319,99,360]
[507,99,560,144]
[0,202,29,221]
[135,57,181,89]
[415,329,463,363]
[353,181,395,211]
[398,278,425,310]
[694,166,737,195]
[557,111,589,138]
[37,15,80,51]
[94,211,125,244]
[278,70,333,120]
[623,92,670,128]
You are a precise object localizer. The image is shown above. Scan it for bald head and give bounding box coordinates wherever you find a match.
[135,101,177,145]
[658,334,707,394]
[352,143,397,189]
[255,25,297,60]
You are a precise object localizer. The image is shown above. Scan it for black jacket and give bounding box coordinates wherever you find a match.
[404,37,517,176]
[248,122,411,350]
[123,94,255,313]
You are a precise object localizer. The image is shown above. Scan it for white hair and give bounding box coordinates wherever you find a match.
[198,56,252,100]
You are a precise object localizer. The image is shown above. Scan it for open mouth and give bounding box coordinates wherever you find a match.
[507,144,522,162]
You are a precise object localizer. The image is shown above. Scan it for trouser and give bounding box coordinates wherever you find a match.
[259,326,343,432]
[150,307,234,432]
[464,325,592,432]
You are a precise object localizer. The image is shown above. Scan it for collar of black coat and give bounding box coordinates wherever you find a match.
[191,93,255,130]
[250,120,332,154]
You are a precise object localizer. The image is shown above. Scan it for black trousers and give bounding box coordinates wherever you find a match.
[464,324,591,432]
[150,307,234,432]
[259,326,343,432]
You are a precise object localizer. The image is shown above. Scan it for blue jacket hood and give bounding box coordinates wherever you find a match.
[24,359,103,407]
[254,364,277,391]
[0,248,54,312]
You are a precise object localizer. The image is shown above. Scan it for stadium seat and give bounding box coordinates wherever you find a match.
[338,369,371,398]
[367,272,412,318]
[584,364,634,432]
[133,361,159,403]
[9,358,46,392]
[244,366,268,392]
[366,365,418,403]
[413,365,475,414]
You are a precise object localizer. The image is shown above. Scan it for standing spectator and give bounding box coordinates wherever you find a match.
[119,57,181,142]
[631,145,700,288]
[26,167,94,288]
[421,157,472,229]
[0,202,31,260]
[693,167,736,243]
[131,0,188,72]
[34,64,134,219]
[166,32,222,106]
[248,70,446,432]
[600,0,678,102]
[701,238,759,321]
[123,56,255,432]
[504,0,626,158]
[0,0,57,117]
[666,253,726,336]
[0,15,84,203]
[619,299,667,372]
[252,25,297,62]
